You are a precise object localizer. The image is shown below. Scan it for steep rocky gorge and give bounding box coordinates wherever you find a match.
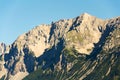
[0,13,120,80]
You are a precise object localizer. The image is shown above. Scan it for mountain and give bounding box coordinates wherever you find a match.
[0,13,120,80]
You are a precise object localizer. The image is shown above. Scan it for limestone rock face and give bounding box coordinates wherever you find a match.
[14,24,51,57]
[0,43,10,55]
[0,43,10,79]
[2,13,120,80]
[64,13,107,54]
[103,17,120,51]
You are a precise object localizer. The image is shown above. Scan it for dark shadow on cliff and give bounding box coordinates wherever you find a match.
[48,22,56,42]
[86,24,115,60]
[4,44,19,73]
[23,48,35,73]
[69,16,81,31]
[37,38,65,71]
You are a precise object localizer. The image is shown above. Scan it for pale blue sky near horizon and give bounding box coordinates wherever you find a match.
[0,0,120,44]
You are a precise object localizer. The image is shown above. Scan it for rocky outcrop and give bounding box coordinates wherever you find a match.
[0,43,10,55]
[0,43,10,79]
[13,24,51,57]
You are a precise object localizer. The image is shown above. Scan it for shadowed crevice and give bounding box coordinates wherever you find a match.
[86,24,115,60]
[37,38,65,71]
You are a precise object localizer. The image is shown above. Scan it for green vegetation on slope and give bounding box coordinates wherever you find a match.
[66,30,83,43]
[23,47,87,80]
[0,75,5,80]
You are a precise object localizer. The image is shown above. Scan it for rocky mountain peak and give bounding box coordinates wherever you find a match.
[80,12,93,18]
[1,13,120,80]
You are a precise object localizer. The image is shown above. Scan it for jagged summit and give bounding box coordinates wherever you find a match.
[80,12,92,17]
[79,12,94,18]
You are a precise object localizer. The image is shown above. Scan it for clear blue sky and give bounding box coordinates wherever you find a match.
[0,0,120,44]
